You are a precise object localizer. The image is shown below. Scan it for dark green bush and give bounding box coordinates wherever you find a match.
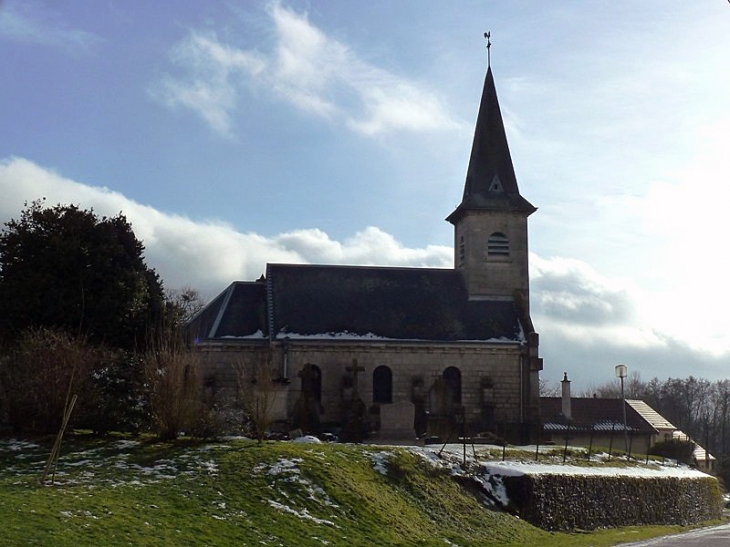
[648,438,695,465]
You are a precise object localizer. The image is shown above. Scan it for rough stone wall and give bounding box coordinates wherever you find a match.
[196,340,535,439]
[502,474,722,531]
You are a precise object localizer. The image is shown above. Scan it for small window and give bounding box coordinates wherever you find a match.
[458,236,465,267]
[373,366,393,403]
[487,232,509,256]
[488,174,503,193]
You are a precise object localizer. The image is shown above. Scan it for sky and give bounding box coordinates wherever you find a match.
[1,0,729,391]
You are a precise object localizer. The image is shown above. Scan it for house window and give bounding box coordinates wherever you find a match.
[487,232,509,257]
[373,365,393,403]
[458,236,465,267]
[443,366,462,405]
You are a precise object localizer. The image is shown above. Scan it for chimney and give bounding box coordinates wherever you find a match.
[561,372,572,420]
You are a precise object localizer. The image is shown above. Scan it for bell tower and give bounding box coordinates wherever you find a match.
[446,63,536,305]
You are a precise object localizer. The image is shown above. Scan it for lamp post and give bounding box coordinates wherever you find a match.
[615,364,628,453]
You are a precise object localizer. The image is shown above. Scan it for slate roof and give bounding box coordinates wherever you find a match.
[447,66,536,224]
[188,281,267,341]
[540,397,660,434]
[189,263,527,343]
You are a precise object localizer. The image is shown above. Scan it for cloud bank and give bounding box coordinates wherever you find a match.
[149,1,461,137]
[2,156,728,388]
[0,157,452,298]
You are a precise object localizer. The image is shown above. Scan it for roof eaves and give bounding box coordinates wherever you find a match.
[208,283,236,338]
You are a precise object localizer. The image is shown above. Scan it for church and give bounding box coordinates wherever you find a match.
[188,61,543,444]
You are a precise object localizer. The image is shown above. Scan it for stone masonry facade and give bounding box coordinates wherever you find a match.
[199,339,535,441]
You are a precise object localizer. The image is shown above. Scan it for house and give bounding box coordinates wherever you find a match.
[188,61,543,443]
[541,396,664,455]
[541,374,716,470]
[673,430,717,472]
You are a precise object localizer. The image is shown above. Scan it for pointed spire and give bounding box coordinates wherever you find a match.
[447,62,535,224]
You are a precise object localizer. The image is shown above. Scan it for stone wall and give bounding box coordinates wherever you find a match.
[502,473,722,531]
[196,339,537,441]
[454,211,530,299]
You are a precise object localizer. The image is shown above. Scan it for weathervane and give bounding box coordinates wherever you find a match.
[484,31,491,67]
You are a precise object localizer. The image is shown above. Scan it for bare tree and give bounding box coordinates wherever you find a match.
[235,354,278,442]
[145,333,203,440]
[539,377,560,397]
[166,286,206,324]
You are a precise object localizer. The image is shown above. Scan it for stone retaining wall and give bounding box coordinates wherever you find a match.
[502,473,722,531]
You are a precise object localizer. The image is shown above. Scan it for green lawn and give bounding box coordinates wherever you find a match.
[0,436,716,546]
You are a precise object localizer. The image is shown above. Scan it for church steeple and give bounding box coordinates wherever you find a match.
[447,66,535,225]
[447,60,536,302]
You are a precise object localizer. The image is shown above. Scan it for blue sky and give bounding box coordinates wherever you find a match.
[1,0,730,390]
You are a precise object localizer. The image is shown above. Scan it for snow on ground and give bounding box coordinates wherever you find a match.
[293,435,322,444]
[481,461,709,478]
[0,438,224,487]
[384,442,714,509]
[1,437,714,522]
[367,451,391,476]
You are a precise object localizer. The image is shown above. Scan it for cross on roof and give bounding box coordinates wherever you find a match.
[484,31,491,67]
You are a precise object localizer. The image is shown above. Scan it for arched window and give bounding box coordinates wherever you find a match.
[487,232,510,257]
[443,366,462,405]
[373,365,393,403]
[458,236,465,267]
[299,363,322,403]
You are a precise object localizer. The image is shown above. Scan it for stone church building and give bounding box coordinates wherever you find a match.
[188,63,543,444]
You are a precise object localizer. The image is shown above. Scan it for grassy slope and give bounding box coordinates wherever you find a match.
[0,437,707,546]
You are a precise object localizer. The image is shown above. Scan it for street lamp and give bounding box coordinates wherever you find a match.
[615,364,628,453]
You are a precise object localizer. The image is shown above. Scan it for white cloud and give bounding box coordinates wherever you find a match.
[529,254,664,351]
[3,156,730,388]
[148,32,266,137]
[149,1,461,137]
[529,253,730,388]
[0,157,451,299]
[530,254,637,326]
[0,1,101,53]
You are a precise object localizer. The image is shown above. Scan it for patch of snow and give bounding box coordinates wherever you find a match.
[258,458,303,476]
[221,330,266,339]
[65,459,93,467]
[113,440,140,450]
[368,451,391,475]
[274,331,522,344]
[472,473,510,508]
[3,439,40,451]
[482,461,709,478]
[267,500,337,527]
[293,435,322,444]
[277,331,391,340]
[199,460,219,474]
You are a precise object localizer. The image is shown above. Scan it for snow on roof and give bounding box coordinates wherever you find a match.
[672,430,716,461]
[626,400,676,431]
